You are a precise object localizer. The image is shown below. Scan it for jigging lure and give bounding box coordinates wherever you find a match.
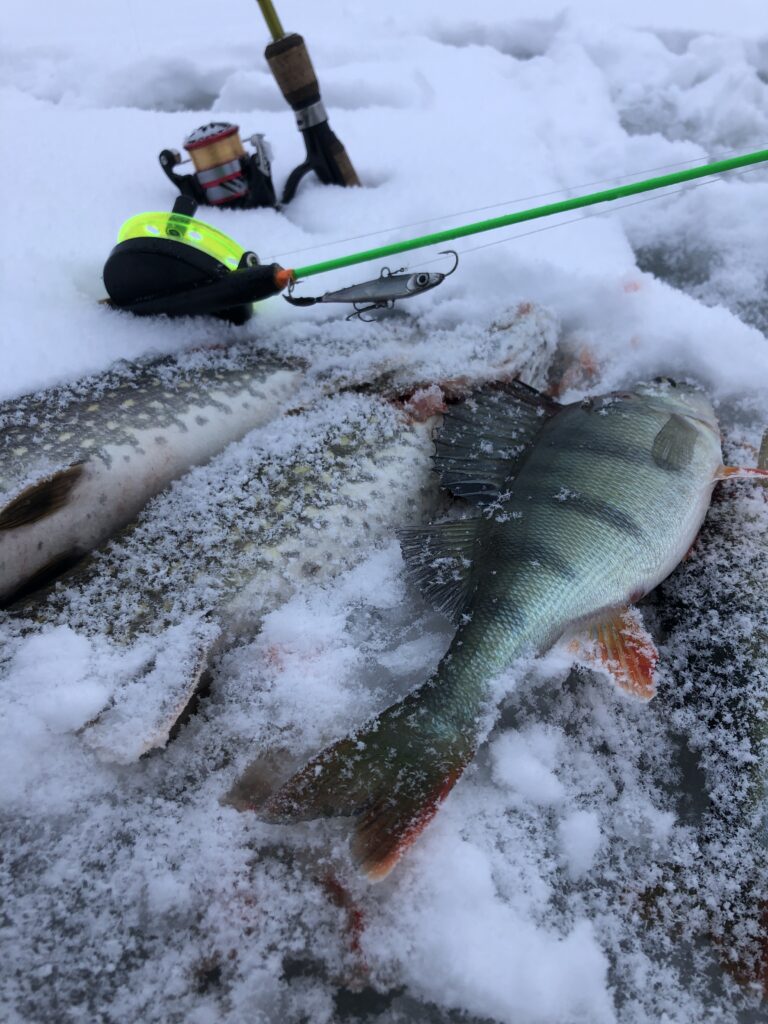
[284,251,458,320]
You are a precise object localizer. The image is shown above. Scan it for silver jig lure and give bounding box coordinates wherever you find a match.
[284,250,458,321]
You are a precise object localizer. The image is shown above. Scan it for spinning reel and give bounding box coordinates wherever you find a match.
[159,122,278,210]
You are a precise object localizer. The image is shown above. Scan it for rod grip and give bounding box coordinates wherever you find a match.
[265,33,320,110]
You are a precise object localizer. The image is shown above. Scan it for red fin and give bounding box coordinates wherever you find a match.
[353,763,465,881]
[574,607,658,701]
[715,465,768,481]
[247,695,470,882]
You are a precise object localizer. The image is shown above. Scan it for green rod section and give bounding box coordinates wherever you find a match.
[293,148,768,278]
[256,0,285,41]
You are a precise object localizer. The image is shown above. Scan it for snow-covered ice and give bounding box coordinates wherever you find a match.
[1,2,767,1022]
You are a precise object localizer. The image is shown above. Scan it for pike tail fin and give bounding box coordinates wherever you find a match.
[254,697,469,880]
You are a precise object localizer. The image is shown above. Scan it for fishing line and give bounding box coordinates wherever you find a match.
[269,145,768,262]
[105,147,768,318]
[392,166,762,273]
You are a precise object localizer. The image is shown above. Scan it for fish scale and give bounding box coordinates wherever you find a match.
[254,380,728,880]
[4,392,445,764]
[0,346,305,604]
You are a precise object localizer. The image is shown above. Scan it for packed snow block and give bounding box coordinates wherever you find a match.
[80,616,221,764]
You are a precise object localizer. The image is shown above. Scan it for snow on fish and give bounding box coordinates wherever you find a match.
[1,306,558,766]
[4,389,454,763]
[0,304,558,607]
[247,378,768,880]
[0,345,304,605]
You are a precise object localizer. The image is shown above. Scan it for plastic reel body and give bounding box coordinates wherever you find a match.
[103,212,283,323]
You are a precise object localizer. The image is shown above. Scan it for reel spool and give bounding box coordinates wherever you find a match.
[160,122,278,210]
[103,198,293,323]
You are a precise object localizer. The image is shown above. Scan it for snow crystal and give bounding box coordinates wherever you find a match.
[557,809,604,879]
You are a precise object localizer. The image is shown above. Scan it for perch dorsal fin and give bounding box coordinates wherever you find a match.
[433,380,560,504]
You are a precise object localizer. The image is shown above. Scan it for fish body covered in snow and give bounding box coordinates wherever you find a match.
[5,392,446,763]
[254,379,767,880]
[0,346,303,604]
[0,302,557,605]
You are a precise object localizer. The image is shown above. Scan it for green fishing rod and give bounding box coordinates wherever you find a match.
[291,148,768,278]
[104,147,768,322]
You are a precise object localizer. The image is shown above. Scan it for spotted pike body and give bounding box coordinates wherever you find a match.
[0,346,304,604]
[256,380,727,878]
[5,393,444,763]
[0,302,559,606]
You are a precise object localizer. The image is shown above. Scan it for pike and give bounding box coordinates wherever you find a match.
[0,346,303,605]
[0,304,552,606]
[5,391,448,764]
[249,379,768,880]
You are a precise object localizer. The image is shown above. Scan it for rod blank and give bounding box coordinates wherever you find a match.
[294,148,768,279]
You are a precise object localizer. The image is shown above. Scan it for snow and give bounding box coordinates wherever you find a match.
[2,2,768,1023]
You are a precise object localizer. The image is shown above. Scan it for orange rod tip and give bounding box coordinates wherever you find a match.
[274,268,296,290]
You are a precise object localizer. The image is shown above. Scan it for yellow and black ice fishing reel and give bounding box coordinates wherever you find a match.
[102,198,294,324]
[159,122,278,210]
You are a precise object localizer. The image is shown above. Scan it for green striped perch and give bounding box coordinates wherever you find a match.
[246,379,768,879]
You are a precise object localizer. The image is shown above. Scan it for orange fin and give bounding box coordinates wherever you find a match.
[715,465,768,481]
[352,762,465,881]
[242,694,470,881]
[572,607,658,701]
